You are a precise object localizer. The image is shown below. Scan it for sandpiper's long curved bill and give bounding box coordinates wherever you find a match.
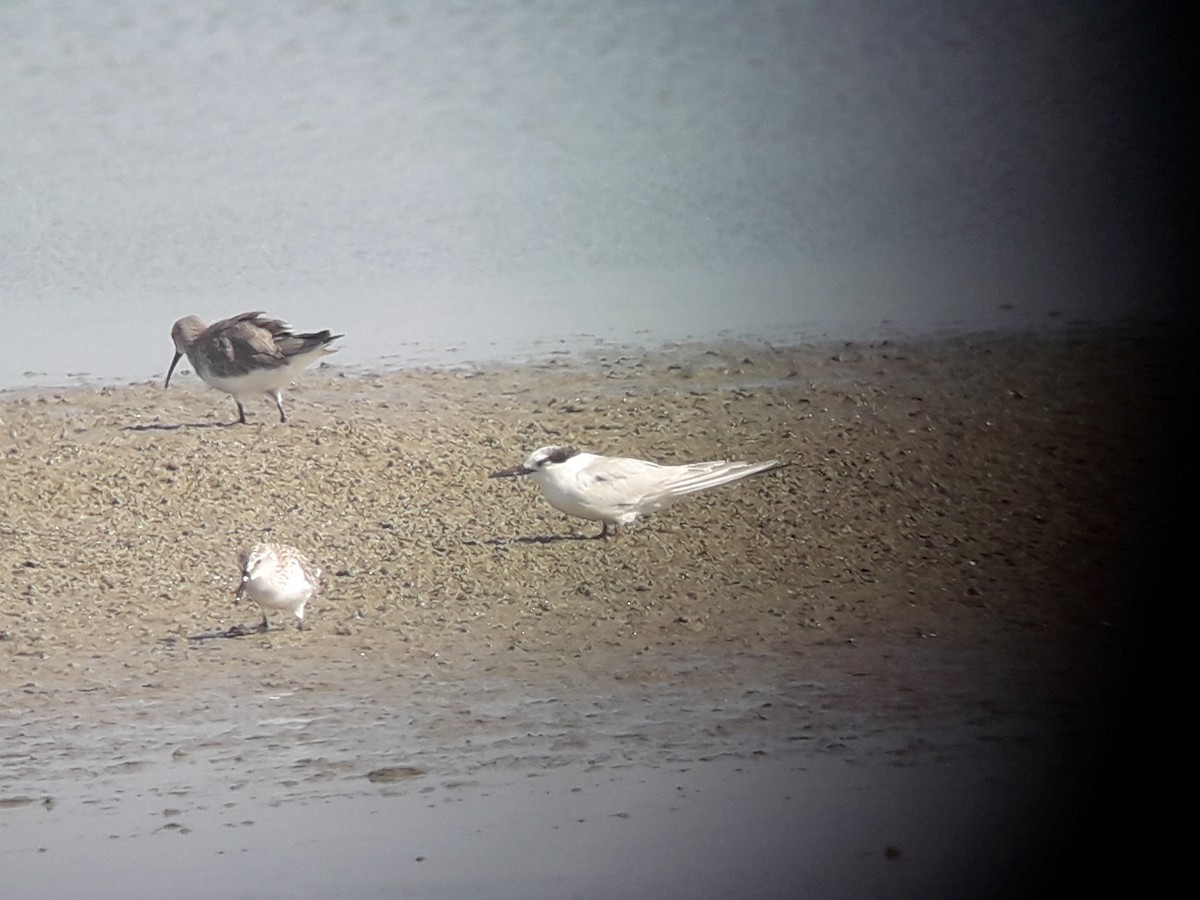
[164,350,185,388]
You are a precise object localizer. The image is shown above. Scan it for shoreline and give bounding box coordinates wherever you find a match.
[1,314,1171,395]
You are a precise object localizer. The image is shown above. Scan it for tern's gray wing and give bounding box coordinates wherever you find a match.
[573,456,679,513]
[636,459,783,510]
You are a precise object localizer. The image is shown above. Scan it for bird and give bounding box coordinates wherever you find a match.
[233,543,321,632]
[490,445,784,538]
[165,311,342,424]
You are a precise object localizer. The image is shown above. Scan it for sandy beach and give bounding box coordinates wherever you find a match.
[1,332,1168,897]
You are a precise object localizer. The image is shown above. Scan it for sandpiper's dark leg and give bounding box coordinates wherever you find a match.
[296,617,305,631]
[256,614,269,633]
[596,523,609,539]
[236,400,248,425]
[272,391,287,423]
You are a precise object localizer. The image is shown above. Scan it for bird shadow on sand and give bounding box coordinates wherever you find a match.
[467,534,600,546]
[123,420,242,433]
[184,624,267,641]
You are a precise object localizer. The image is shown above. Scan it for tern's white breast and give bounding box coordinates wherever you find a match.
[535,459,643,526]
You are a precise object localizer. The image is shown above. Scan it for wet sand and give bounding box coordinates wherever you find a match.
[1,333,1169,897]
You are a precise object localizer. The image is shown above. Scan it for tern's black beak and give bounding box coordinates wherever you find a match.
[489,464,533,478]
[165,350,183,389]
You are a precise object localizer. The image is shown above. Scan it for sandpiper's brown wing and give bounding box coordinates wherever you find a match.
[274,329,341,360]
[200,312,290,379]
[296,555,322,594]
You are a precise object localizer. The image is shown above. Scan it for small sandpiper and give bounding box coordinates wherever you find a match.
[165,311,342,424]
[234,543,321,632]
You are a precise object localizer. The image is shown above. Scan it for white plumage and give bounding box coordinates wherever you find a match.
[234,543,321,631]
[491,445,783,537]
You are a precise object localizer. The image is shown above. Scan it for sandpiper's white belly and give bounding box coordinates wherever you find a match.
[198,358,307,398]
[242,567,315,612]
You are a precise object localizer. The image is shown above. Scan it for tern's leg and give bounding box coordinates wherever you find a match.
[271,390,287,423]
[256,614,269,633]
[296,616,305,631]
[235,400,248,425]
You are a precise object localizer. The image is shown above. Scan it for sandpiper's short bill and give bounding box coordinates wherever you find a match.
[490,445,784,538]
[234,543,321,631]
[165,311,342,424]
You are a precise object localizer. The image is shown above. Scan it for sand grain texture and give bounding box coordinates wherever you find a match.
[1,334,1167,895]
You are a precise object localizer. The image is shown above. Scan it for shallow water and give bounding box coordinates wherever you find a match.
[3,643,1081,900]
[0,1,1173,386]
[4,747,1053,900]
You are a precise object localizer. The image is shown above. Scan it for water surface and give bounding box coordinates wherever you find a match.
[0,1,1173,386]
